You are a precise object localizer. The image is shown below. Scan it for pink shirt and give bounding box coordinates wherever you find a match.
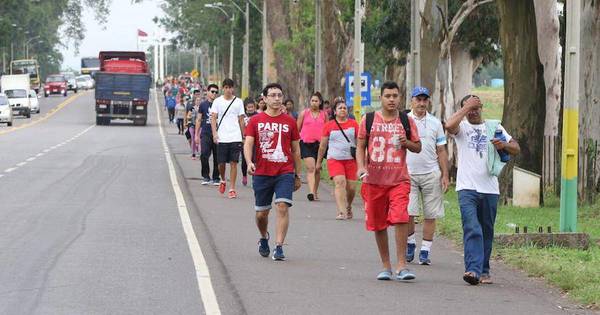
[300,109,327,143]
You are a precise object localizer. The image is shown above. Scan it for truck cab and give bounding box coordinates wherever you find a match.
[94,51,151,126]
[0,74,31,118]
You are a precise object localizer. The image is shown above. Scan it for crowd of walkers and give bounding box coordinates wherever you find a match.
[161,76,520,285]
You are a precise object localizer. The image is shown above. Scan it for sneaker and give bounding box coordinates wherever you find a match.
[242,176,248,186]
[272,245,285,261]
[211,180,221,186]
[376,270,393,281]
[258,233,270,257]
[228,190,237,199]
[396,268,416,281]
[201,178,211,185]
[406,243,416,262]
[218,181,226,194]
[191,154,197,160]
[419,250,431,265]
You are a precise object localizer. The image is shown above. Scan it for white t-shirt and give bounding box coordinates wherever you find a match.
[452,120,512,194]
[406,112,447,175]
[210,95,245,143]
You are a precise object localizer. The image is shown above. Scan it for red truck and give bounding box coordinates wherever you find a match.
[94,51,152,126]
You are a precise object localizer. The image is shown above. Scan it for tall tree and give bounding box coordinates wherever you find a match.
[579,0,600,202]
[497,0,546,202]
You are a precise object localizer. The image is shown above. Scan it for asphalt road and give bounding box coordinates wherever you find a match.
[0,90,595,314]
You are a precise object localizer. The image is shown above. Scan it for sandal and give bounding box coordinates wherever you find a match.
[463,272,479,285]
[336,213,346,220]
[346,206,353,219]
[307,193,315,201]
[479,274,493,284]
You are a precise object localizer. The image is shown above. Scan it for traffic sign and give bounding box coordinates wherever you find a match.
[190,69,199,78]
[345,72,372,107]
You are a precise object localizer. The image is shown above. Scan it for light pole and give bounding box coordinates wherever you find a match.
[205,3,234,80]
[315,0,322,93]
[560,0,581,232]
[352,0,363,122]
[25,36,41,59]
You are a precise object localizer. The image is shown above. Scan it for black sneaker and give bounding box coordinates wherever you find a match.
[258,233,270,257]
[272,245,285,261]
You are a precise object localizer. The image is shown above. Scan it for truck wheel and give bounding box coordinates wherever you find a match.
[7,122,12,127]
[44,93,48,98]
[96,117,105,125]
[74,89,78,93]
[26,112,31,119]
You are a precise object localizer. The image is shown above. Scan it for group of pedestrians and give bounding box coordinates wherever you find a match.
[163,76,520,286]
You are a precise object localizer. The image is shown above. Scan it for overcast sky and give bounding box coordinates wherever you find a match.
[60,1,165,70]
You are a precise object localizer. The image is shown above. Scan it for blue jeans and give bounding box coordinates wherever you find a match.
[458,190,499,277]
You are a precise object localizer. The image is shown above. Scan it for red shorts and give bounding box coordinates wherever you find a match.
[361,182,411,231]
[326,159,358,181]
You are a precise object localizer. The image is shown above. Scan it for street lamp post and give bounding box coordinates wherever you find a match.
[352,0,363,122]
[205,3,234,80]
[25,36,41,59]
[315,0,322,93]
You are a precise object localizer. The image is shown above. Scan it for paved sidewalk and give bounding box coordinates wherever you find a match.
[159,103,595,315]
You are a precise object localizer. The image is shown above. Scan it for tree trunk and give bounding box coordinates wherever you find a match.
[534,0,562,138]
[497,0,546,204]
[322,0,352,102]
[579,0,600,203]
[420,0,446,117]
[451,45,478,111]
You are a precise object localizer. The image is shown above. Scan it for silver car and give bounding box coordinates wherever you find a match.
[0,93,13,126]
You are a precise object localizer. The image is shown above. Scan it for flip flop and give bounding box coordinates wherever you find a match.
[463,272,480,285]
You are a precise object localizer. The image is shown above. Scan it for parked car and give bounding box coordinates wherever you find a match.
[76,75,95,90]
[0,93,13,126]
[44,74,68,97]
[62,72,78,93]
[29,89,40,113]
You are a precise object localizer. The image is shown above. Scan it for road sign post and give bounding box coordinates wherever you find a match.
[345,71,372,121]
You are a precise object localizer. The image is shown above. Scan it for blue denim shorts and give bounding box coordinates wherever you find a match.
[253,173,295,211]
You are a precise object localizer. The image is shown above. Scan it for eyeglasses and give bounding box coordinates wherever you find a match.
[210,90,218,94]
[267,93,283,98]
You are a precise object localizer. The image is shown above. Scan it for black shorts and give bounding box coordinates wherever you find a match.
[300,141,319,159]
[217,142,242,164]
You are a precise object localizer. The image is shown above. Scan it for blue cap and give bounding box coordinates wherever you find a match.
[411,86,430,98]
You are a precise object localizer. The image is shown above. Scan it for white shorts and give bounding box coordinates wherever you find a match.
[408,170,444,219]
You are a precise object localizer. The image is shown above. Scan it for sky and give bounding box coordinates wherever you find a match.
[60,1,165,70]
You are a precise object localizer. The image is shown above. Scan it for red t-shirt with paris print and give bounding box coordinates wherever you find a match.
[245,112,300,176]
[357,111,420,186]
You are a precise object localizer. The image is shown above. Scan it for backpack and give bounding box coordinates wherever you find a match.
[365,109,412,141]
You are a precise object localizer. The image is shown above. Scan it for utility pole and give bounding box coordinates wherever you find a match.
[314,0,322,93]
[407,0,422,107]
[352,0,362,123]
[159,41,164,81]
[242,0,250,99]
[153,40,159,84]
[560,0,581,232]
[229,13,234,79]
[214,45,217,84]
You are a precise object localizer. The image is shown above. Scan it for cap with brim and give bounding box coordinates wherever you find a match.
[411,86,430,98]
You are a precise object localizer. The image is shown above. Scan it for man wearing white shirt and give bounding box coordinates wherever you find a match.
[405,87,449,266]
[210,78,246,199]
[446,95,520,285]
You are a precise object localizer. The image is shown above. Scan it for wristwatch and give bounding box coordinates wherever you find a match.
[294,174,300,179]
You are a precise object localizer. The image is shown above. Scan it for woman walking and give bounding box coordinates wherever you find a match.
[175,98,186,134]
[316,98,359,219]
[297,92,328,201]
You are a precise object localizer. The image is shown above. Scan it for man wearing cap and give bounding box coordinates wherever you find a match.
[405,86,450,265]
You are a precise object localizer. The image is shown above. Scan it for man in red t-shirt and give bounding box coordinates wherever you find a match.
[244,83,302,261]
[356,81,422,281]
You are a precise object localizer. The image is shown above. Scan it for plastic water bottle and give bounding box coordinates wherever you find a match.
[494,127,510,162]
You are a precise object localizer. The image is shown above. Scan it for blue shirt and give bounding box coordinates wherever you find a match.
[199,100,213,135]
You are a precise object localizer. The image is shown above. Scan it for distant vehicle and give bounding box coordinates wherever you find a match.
[44,74,68,97]
[0,93,13,126]
[95,51,151,126]
[81,57,100,78]
[0,74,31,118]
[29,90,40,114]
[76,75,95,90]
[61,72,78,93]
[10,59,41,93]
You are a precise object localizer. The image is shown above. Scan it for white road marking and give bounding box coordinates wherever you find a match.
[1,125,95,177]
[153,89,221,314]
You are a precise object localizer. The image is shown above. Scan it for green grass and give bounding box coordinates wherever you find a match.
[472,86,504,120]
[438,188,600,308]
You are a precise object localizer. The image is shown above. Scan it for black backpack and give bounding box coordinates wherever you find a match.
[365,109,411,141]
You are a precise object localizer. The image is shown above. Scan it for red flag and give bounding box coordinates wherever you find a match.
[137,29,148,37]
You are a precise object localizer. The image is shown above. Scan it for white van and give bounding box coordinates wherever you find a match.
[0,74,31,118]
[0,93,13,126]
